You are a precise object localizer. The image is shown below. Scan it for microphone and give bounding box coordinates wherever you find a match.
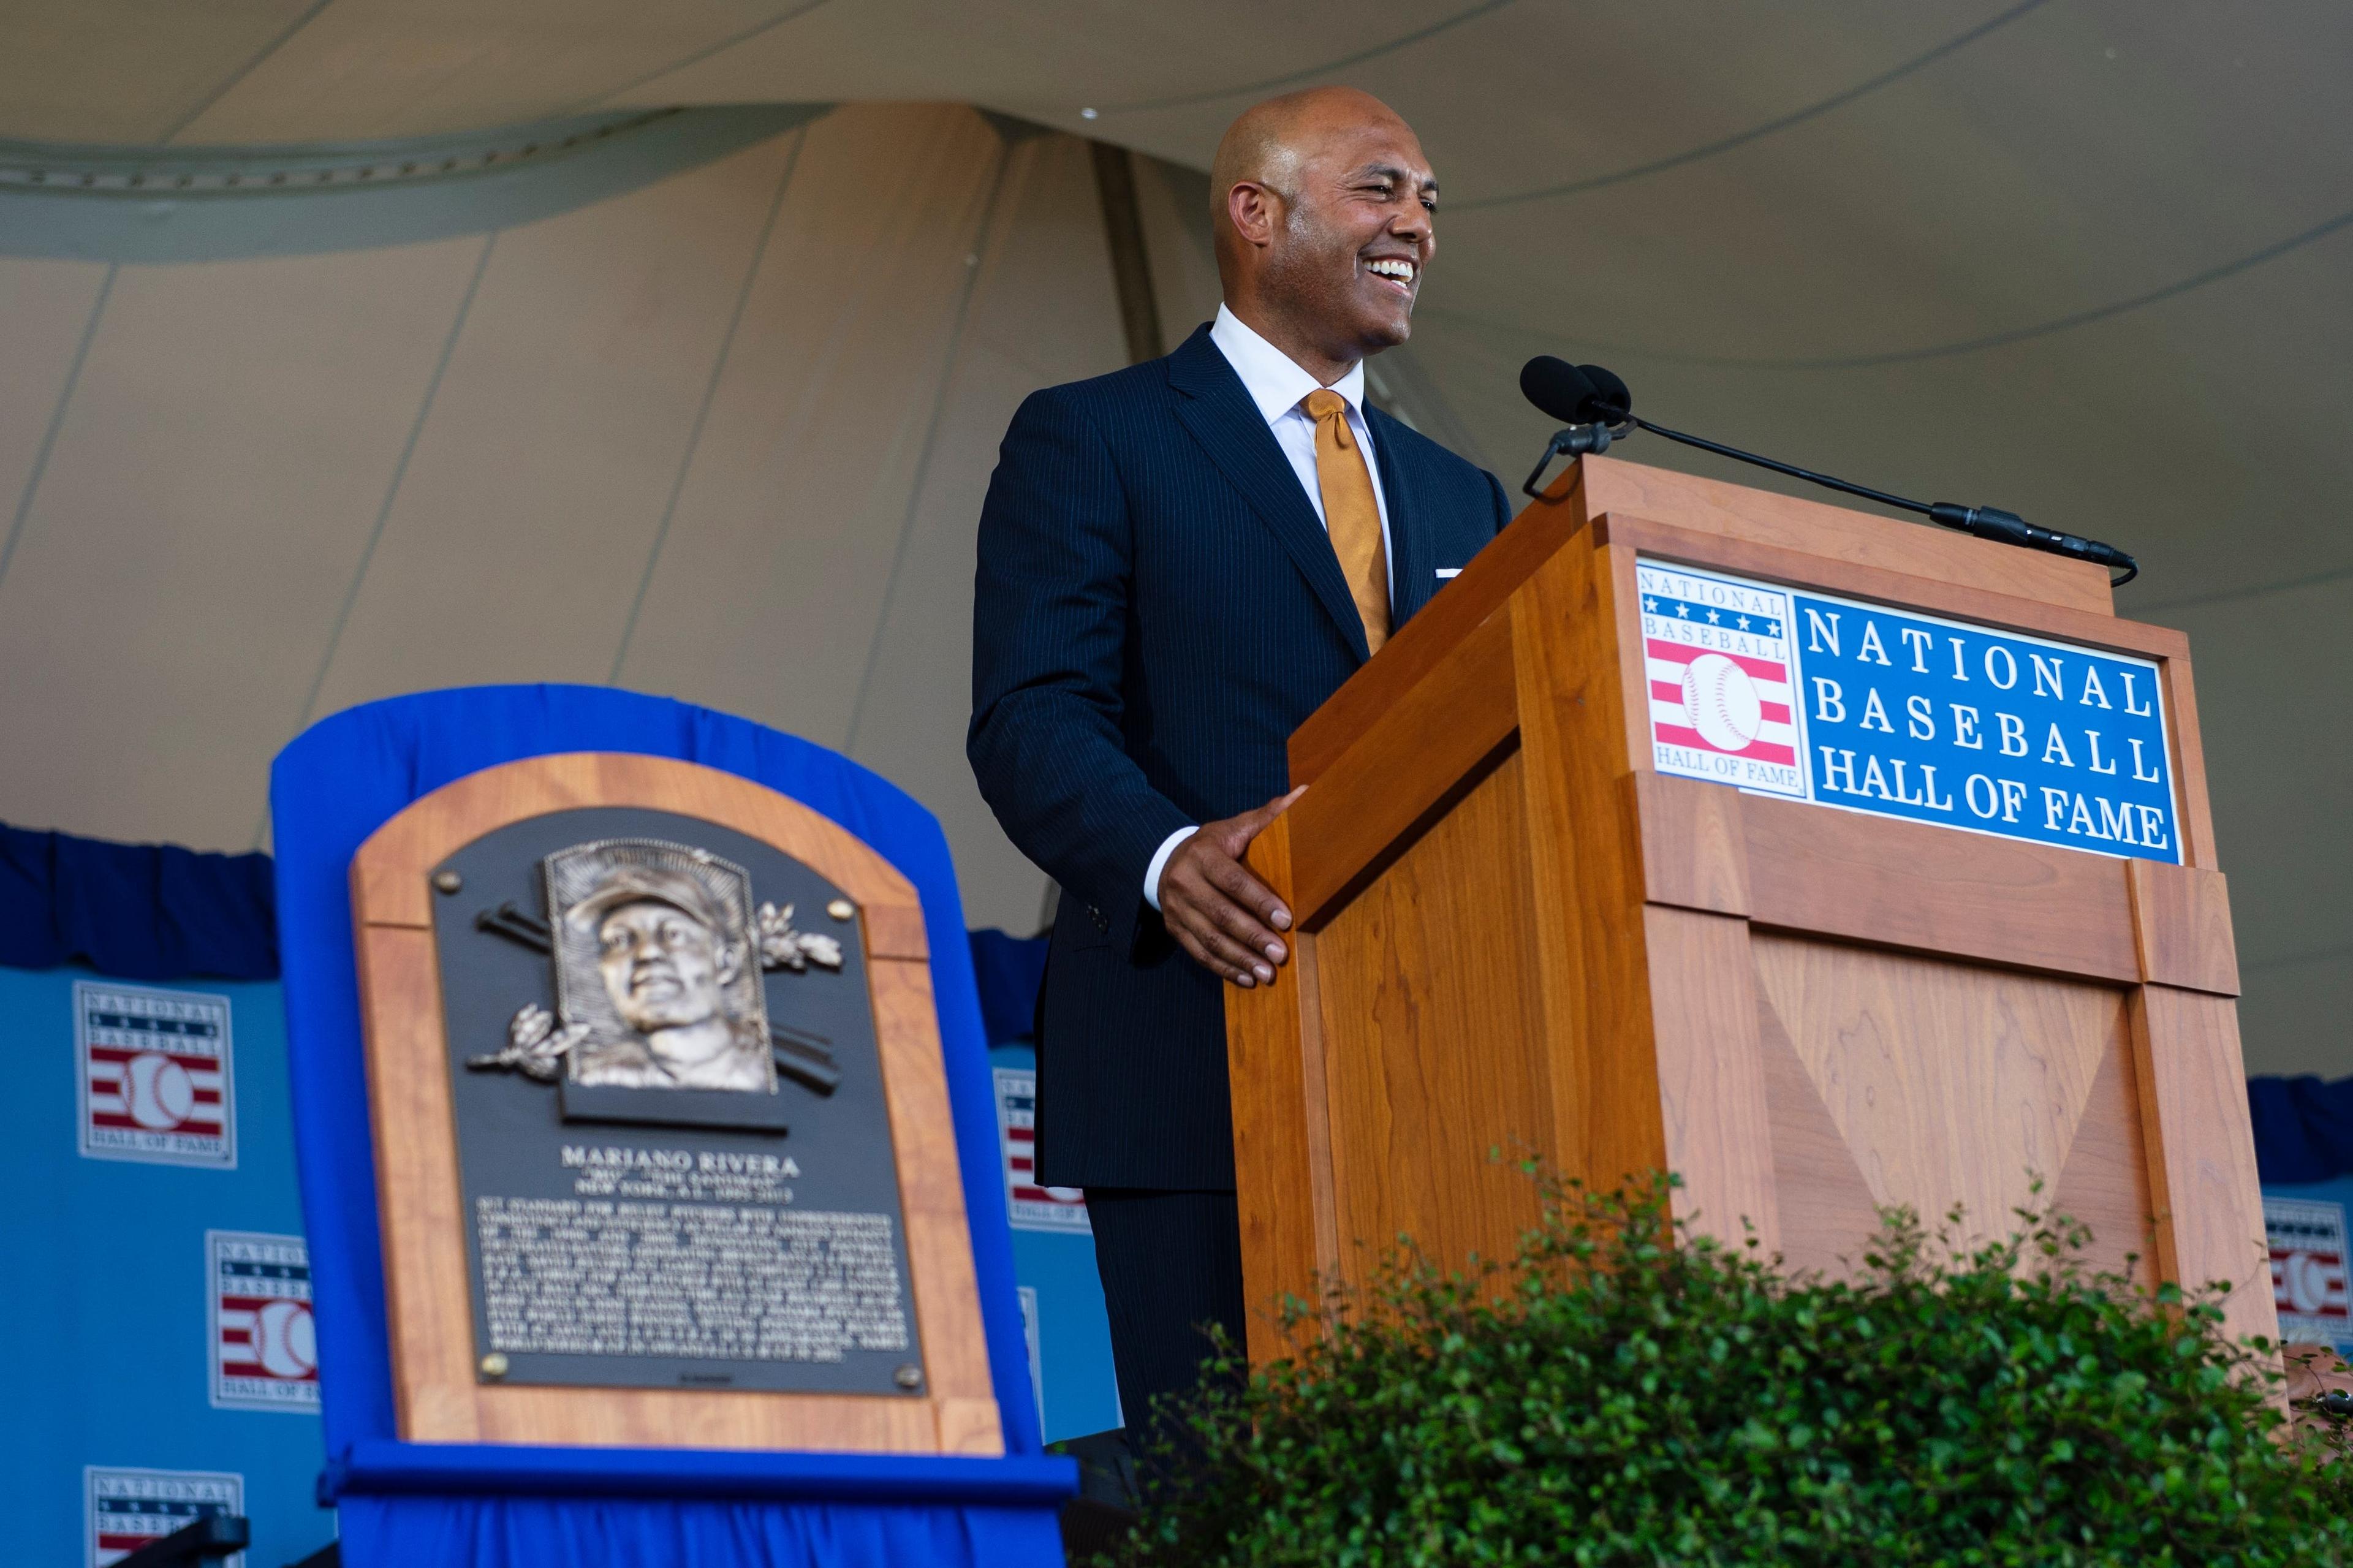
[1515,358,1626,482]
[1515,355,2138,585]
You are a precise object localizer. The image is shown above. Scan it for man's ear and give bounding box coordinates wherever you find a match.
[1226,181,1281,250]
[715,941,743,985]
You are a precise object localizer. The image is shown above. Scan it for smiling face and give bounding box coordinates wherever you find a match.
[1213,88,1438,381]
[595,898,738,1034]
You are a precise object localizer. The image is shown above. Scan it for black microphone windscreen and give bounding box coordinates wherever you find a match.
[1577,363,1632,422]
[1520,356,1597,427]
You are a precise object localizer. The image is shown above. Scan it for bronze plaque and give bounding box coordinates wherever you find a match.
[430,806,925,1398]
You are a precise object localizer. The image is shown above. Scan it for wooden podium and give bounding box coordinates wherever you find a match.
[1227,456,2276,1360]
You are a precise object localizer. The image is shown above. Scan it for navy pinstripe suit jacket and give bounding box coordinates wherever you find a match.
[968,324,1514,1189]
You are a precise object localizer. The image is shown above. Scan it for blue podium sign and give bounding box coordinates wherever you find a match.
[269,685,1072,1568]
[1639,559,2181,863]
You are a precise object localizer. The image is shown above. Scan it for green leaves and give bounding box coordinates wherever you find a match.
[1108,1175,2353,1567]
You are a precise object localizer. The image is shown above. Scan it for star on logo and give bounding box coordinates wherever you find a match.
[1675,604,1689,618]
[1643,596,1658,613]
[1764,618,1782,637]
[1735,615,1751,631]
[1706,609,1721,624]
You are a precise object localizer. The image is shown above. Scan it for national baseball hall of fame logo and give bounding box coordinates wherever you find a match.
[2268,1197,2353,1345]
[208,1231,319,1411]
[1637,557,2180,865]
[75,982,236,1167]
[993,1066,1089,1232]
[85,1467,243,1567]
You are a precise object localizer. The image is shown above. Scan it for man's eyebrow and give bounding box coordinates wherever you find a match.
[1351,162,1439,195]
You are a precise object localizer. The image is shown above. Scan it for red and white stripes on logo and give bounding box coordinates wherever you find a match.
[1645,636,1798,766]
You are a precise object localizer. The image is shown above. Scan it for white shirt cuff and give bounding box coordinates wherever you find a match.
[1143,825,1199,912]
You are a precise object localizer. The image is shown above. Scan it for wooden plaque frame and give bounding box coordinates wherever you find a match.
[1229,456,2276,1364]
[350,751,1001,1455]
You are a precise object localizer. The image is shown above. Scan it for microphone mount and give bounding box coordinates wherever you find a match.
[1517,362,2138,586]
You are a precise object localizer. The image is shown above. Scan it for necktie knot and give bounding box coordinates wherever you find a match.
[1302,388,1353,449]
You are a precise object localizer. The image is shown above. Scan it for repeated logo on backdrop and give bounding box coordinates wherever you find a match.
[208,1231,319,1411]
[993,1067,1090,1232]
[1637,559,2181,863]
[2267,1197,2353,1344]
[85,1467,244,1568]
[76,982,237,1167]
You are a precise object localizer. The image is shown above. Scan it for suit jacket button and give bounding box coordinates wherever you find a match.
[1088,905,1108,934]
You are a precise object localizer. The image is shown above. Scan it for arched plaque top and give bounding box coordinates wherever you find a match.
[353,752,927,961]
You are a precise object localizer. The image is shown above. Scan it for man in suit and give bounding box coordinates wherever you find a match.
[968,86,1515,1439]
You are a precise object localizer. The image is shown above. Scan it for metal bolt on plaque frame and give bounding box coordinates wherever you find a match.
[429,806,926,1398]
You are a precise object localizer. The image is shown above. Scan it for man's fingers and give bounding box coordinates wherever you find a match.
[1248,785,1308,827]
[1214,786,1308,847]
[1201,892,1283,964]
[1201,857,1289,950]
[1177,895,1274,980]
[1174,911,1270,986]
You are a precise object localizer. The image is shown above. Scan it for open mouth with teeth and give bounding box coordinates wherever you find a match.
[1364,256,1417,295]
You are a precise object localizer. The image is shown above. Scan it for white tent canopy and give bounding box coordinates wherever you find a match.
[1,2,2345,1073]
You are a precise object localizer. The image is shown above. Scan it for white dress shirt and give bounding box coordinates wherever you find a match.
[1143,305,1394,912]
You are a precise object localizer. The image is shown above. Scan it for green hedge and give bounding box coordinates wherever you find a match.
[1113,1175,2353,1567]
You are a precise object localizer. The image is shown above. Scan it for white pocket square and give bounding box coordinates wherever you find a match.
[1435,567,1461,580]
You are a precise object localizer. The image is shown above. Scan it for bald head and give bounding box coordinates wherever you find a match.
[1208,88,1438,384]
[1211,88,1414,249]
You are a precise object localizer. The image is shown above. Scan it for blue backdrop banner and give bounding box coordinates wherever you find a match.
[268,684,1070,1568]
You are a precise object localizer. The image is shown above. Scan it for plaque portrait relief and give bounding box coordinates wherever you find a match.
[467,836,847,1105]
[557,842,772,1091]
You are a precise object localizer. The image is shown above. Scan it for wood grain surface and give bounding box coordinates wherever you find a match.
[2048,1032,2159,1279]
[1510,539,1657,1206]
[1738,793,2144,983]
[1314,750,1550,1284]
[2128,860,2240,996]
[2131,984,2279,1350]
[349,751,999,1453]
[1224,812,1332,1359]
[1632,771,1751,918]
[2156,652,2221,871]
[1643,904,1780,1253]
[1751,931,2127,1256]
[1755,996,1881,1277]
[1284,607,1518,928]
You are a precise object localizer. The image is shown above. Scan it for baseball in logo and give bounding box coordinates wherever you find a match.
[208,1231,320,1411]
[1639,564,1808,800]
[993,1066,1090,1232]
[2267,1197,2353,1345]
[76,982,237,1168]
[85,1468,243,1567]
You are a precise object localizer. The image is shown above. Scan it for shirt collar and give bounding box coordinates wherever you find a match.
[1210,303,1368,427]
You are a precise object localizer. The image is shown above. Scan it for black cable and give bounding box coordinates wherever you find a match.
[1631,417,1928,517]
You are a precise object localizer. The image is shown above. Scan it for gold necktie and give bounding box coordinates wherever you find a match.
[1302,388,1390,655]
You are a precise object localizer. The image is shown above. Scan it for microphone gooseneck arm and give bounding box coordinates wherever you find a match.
[1627,416,1925,518]
[1521,404,2139,587]
[1626,416,2139,586]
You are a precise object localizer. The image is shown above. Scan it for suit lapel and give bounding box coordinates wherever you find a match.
[1166,330,1371,662]
[1365,405,1428,626]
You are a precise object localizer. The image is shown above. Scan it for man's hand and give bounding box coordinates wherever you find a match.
[1158,788,1305,988]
